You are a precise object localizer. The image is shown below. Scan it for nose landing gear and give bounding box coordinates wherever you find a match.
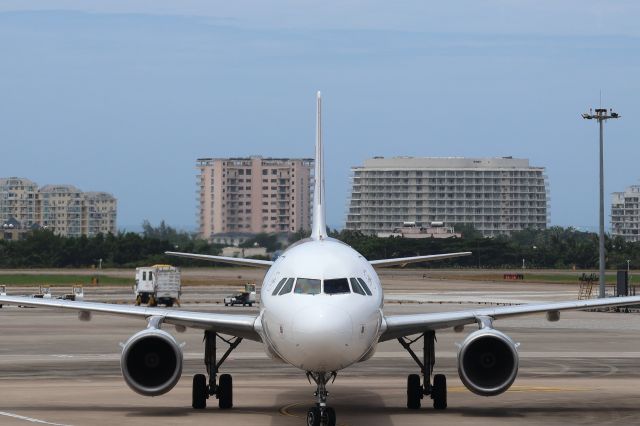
[306,372,337,426]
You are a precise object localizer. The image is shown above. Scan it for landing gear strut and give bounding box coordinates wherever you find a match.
[306,372,337,426]
[398,330,447,410]
[192,330,243,410]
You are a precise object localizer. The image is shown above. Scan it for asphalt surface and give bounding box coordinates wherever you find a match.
[0,274,639,425]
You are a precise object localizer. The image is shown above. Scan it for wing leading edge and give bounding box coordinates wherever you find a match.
[165,251,273,268]
[0,296,261,341]
[369,251,472,268]
[380,295,640,341]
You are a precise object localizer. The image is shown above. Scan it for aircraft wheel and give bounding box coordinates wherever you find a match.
[192,374,207,409]
[218,374,233,409]
[325,407,336,426]
[432,374,447,410]
[306,407,321,426]
[407,374,422,409]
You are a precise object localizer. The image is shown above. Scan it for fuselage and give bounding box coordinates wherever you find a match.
[256,237,384,372]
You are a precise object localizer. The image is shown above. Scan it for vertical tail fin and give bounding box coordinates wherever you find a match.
[310,91,328,240]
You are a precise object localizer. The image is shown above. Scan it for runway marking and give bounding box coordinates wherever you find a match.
[276,387,586,424]
[279,401,304,417]
[0,411,72,426]
[278,386,587,422]
[279,402,349,426]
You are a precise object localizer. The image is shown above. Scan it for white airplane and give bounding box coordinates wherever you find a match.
[2,92,640,426]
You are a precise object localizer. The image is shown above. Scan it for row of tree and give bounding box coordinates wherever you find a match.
[1,222,639,269]
[305,226,640,270]
[0,222,222,268]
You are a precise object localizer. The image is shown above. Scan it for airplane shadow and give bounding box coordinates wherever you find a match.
[6,401,639,424]
[271,386,394,426]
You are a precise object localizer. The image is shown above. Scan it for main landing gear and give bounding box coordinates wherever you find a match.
[398,330,447,410]
[306,372,337,426]
[192,330,243,410]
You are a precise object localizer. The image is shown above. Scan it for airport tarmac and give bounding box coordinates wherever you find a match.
[1,276,640,425]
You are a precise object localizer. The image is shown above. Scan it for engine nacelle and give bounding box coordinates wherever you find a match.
[457,328,519,396]
[120,328,183,396]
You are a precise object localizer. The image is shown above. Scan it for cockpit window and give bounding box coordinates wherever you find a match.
[324,278,351,295]
[356,278,373,296]
[349,278,366,296]
[272,278,287,296]
[278,278,295,295]
[294,278,321,295]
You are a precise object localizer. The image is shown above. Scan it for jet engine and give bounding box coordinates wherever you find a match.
[120,328,183,396]
[457,328,518,396]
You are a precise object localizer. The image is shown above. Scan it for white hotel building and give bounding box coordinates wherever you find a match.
[611,185,640,242]
[0,177,117,238]
[345,157,549,237]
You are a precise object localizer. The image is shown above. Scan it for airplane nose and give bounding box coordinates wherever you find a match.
[292,304,354,371]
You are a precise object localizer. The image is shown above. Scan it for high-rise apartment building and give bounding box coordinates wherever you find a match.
[84,192,118,236]
[40,185,84,237]
[611,185,640,242]
[0,177,117,238]
[346,157,549,237]
[197,157,313,239]
[0,177,39,229]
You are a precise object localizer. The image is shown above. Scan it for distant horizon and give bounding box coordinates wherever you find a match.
[0,148,618,235]
[117,222,603,236]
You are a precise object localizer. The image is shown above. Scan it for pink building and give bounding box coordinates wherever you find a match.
[197,157,313,239]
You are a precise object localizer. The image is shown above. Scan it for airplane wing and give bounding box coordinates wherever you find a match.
[380,295,640,341]
[0,295,261,341]
[166,250,470,269]
[165,251,274,268]
[369,251,472,268]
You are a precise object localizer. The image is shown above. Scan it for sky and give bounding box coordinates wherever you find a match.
[0,1,639,232]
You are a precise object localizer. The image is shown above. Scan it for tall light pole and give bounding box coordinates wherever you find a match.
[582,108,620,298]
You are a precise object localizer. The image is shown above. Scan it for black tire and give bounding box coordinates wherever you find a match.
[218,374,233,409]
[192,374,207,409]
[407,374,422,409]
[432,374,447,410]
[165,300,174,308]
[325,407,337,426]
[306,407,321,426]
